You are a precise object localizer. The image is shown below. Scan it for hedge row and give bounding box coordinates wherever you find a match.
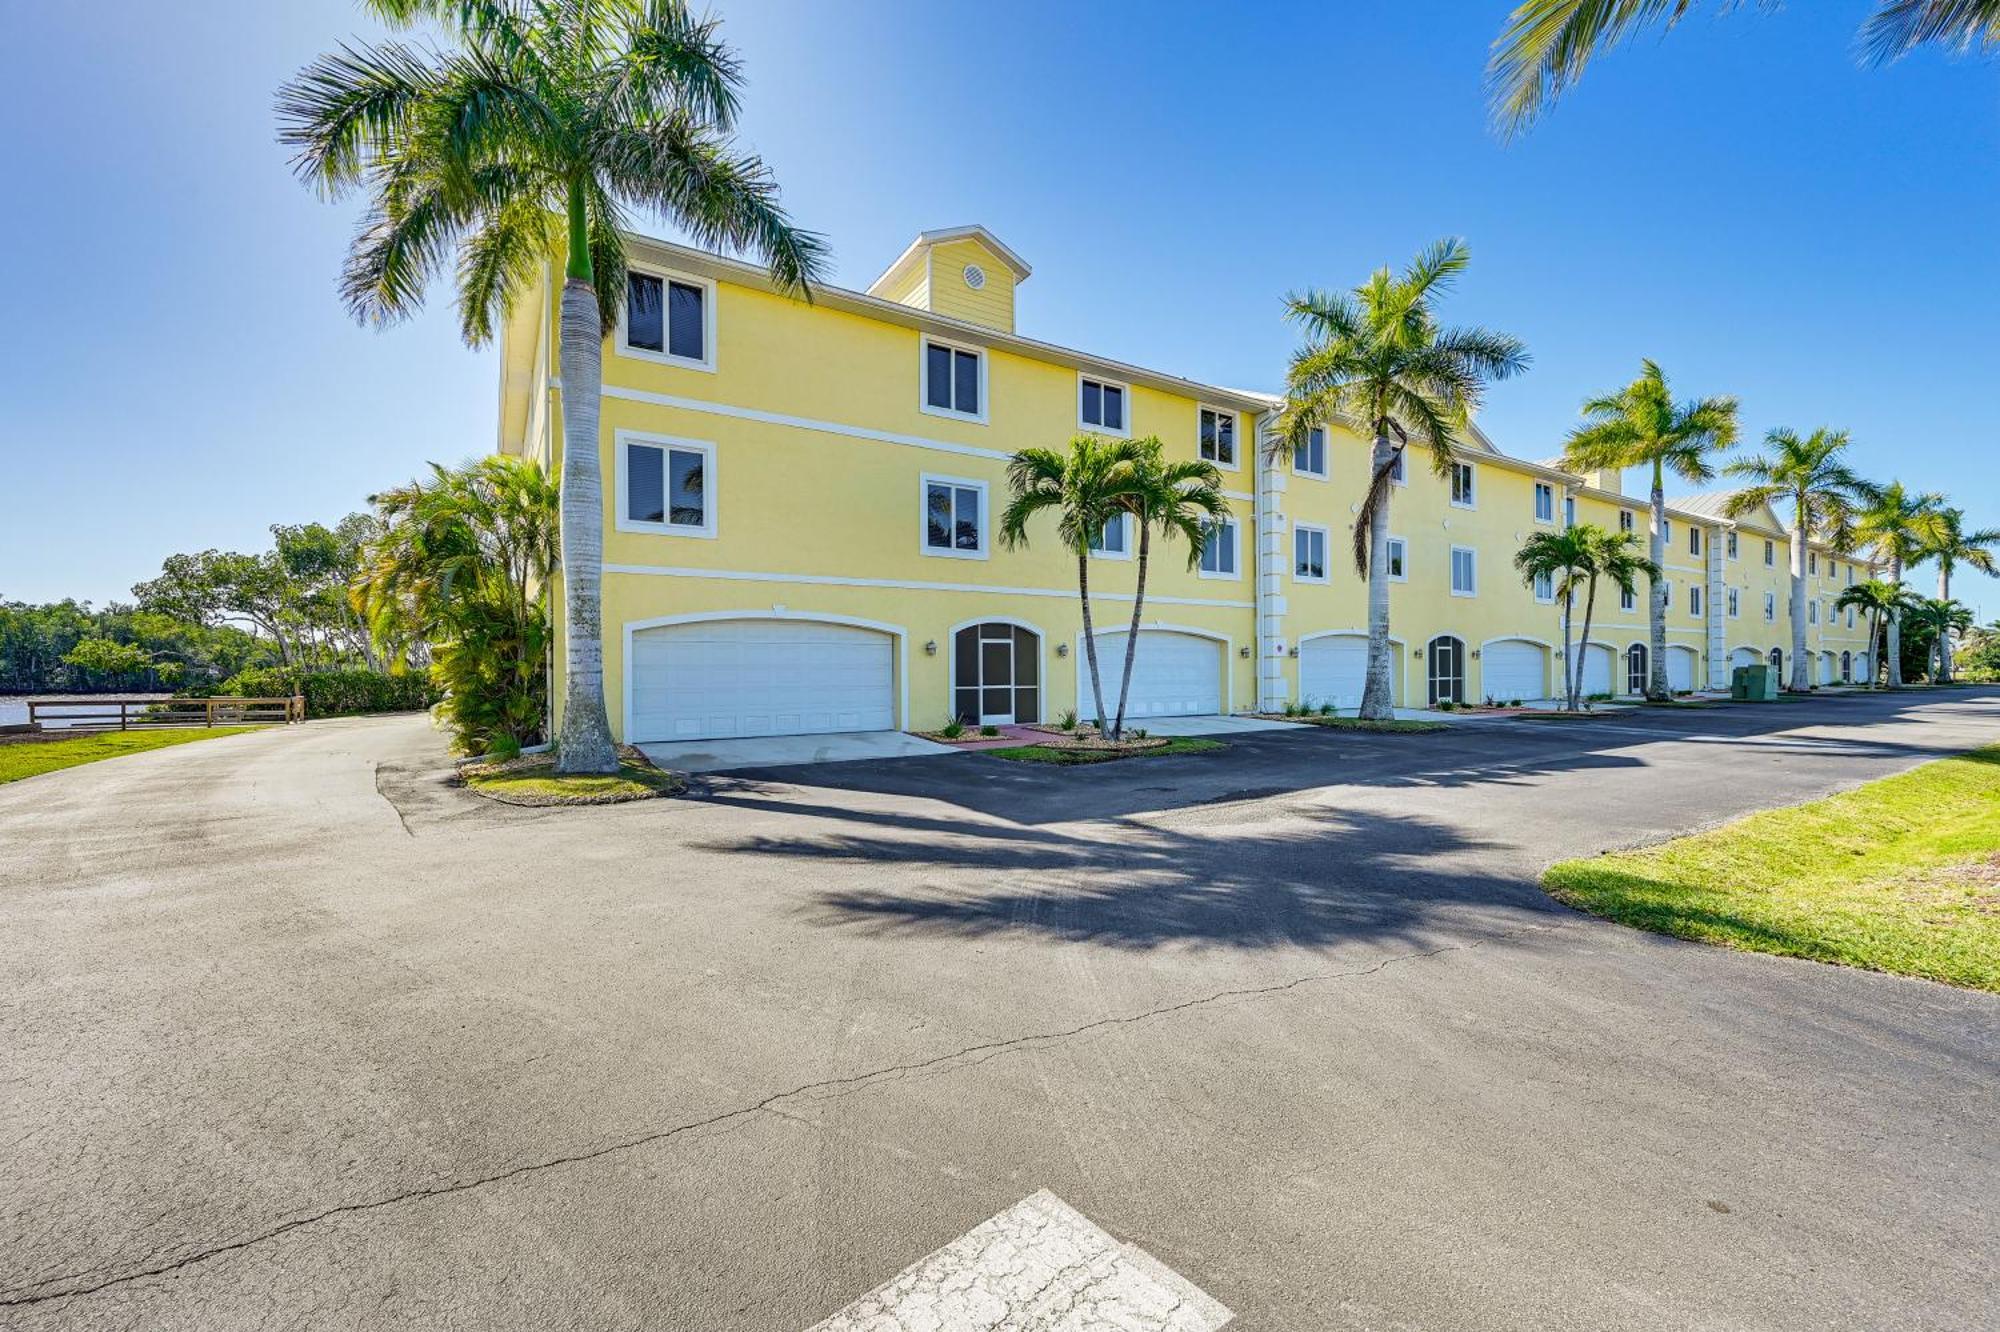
[206,667,441,719]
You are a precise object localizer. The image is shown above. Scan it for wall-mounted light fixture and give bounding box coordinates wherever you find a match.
[1056,643,1070,658]
[924,640,937,656]
[1238,645,1252,658]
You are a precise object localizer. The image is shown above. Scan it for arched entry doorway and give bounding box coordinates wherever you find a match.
[1625,643,1649,696]
[953,621,1041,724]
[1427,635,1466,707]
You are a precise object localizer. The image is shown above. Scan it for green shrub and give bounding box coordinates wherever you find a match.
[1318,701,1335,716]
[1058,708,1079,731]
[979,723,999,737]
[939,717,965,740]
[211,667,440,719]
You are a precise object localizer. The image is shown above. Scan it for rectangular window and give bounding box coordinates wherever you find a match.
[1199,408,1236,466]
[1534,482,1555,522]
[1294,524,1328,583]
[1533,570,1554,603]
[1079,376,1126,434]
[1619,509,1634,533]
[1764,540,1775,567]
[1728,587,1740,618]
[1764,591,1776,621]
[1450,462,1476,508]
[1662,580,1672,610]
[1690,585,1702,616]
[1689,527,1701,556]
[623,271,710,367]
[1294,426,1328,479]
[1661,517,1671,543]
[619,435,714,536]
[1088,512,1129,558]
[923,340,983,419]
[1388,451,1406,483]
[1809,552,1818,575]
[1564,496,1576,529]
[1387,536,1407,580]
[1199,518,1238,577]
[1726,531,1739,559]
[1809,600,1818,624]
[922,476,986,558]
[1620,586,1636,613]
[1450,546,1476,596]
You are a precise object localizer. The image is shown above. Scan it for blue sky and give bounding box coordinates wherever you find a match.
[3,1,1995,615]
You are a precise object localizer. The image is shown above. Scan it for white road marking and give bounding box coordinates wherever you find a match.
[807,1189,1232,1331]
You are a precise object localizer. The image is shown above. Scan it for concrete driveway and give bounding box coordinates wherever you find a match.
[2,692,1996,1330]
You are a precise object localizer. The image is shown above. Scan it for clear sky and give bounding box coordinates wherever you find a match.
[3,1,1995,616]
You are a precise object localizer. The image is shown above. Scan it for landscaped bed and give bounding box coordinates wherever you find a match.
[0,727,265,784]
[985,735,1225,765]
[1255,713,1448,733]
[1543,744,2000,992]
[458,747,686,805]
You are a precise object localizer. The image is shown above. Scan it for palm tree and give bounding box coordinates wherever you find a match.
[1000,435,1148,733]
[1560,360,1738,701]
[1580,527,1658,706]
[1917,508,2000,680]
[1108,441,1228,740]
[1908,598,1975,682]
[1852,482,1944,687]
[1835,579,1915,688]
[1515,527,1595,711]
[1271,240,1528,720]
[279,0,824,773]
[1722,428,1874,692]
[1490,1,2000,134]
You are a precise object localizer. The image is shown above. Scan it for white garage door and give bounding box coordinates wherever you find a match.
[1082,631,1221,718]
[1731,647,1761,671]
[1666,645,1698,693]
[1820,652,1838,685]
[1567,644,1613,698]
[1298,634,1400,710]
[1482,640,1547,703]
[630,618,895,742]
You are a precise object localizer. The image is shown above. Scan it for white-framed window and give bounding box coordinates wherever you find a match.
[1728,587,1740,618]
[1620,585,1636,613]
[1449,545,1476,597]
[1564,495,1577,529]
[1534,482,1555,523]
[1388,450,1406,483]
[1533,570,1555,603]
[1199,516,1239,577]
[616,432,716,537]
[1690,585,1702,616]
[1661,517,1672,543]
[619,266,715,371]
[1689,526,1701,557]
[1809,599,1819,624]
[1764,539,1775,567]
[1294,426,1328,479]
[1619,509,1635,533]
[1449,461,1476,508]
[1764,591,1776,621]
[1662,579,1672,610]
[1199,406,1237,467]
[921,474,987,559]
[922,338,985,422]
[1293,523,1329,583]
[1078,374,1128,435]
[1387,536,1408,580]
[1847,606,1855,628]
[1726,530,1739,559]
[1809,552,1818,575]
[1088,512,1131,560]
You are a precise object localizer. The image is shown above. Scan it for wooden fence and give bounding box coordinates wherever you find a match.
[25,696,305,731]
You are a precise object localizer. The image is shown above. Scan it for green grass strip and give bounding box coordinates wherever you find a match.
[987,736,1226,765]
[0,727,264,784]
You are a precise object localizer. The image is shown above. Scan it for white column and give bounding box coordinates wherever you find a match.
[1707,523,1729,689]
[1253,413,1290,712]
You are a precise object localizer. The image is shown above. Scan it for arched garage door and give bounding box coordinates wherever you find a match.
[1566,644,1614,698]
[630,618,896,742]
[1666,645,1699,693]
[1082,631,1222,718]
[1731,647,1761,671]
[1482,639,1548,703]
[1820,651,1839,685]
[1300,634,1403,710]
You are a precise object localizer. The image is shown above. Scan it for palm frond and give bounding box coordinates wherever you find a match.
[1488,0,1704,135]
[1861,0,2000,62]
[595,0,742,129]
[276,40,439,195]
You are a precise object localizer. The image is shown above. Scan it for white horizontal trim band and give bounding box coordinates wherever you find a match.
[602,562,1255,609]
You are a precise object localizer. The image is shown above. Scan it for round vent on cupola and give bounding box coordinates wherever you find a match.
[962,264,986,290]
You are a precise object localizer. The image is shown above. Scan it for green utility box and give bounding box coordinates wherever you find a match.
[1732,664,1777,701]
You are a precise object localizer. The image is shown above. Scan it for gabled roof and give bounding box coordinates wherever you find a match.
[1674,489,1784,534]
[866,225,1033,299]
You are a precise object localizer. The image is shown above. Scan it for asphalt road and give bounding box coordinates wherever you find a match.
[2,692,1996,1330]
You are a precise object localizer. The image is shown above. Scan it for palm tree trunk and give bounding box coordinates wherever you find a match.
[1886,554,1905,687]
[1866,609,1881,688]
[553,273,618,774]
[1559,585,1576,711]
[1647,463,1669,700]
[1358,431,1396,721]
[1938,565,1953,681]
[1788,522,1810,691]
[1575,577,1601,712]
[1077,553,1110,731]
[1111,521,1150,741]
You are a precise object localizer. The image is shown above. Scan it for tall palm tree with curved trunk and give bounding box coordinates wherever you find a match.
[1000,435,1148,733]
[1723,428,1874,691]
[278,0,825,773]
[1272,239,1528,721]
[1835,579,1916,688]
[1108,441,1227,740]
[1560,360,1737,701]
[1918,508,2000,680]
[1851,481,1943,687]
[1490,1,2000,134]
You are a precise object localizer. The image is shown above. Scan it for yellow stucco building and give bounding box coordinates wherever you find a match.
[496,224,1878,742]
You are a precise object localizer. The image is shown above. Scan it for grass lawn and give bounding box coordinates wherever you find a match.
[459,749,684,805]
[1278,715,1448,733]
[1544,745,2000,992]
[0,727,263,784]
[986,736,1225,765]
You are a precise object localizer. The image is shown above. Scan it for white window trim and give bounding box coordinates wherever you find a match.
[1387,535,1409,582]
[1532,570,1556,604]
[1077,372,1131,438]
[1690,586,1702,617]
[1533,482,1556,525]
[1764,591,1776,622]
[1728,588,1740,619]
[1197,404,1241,473]
[1726,532,1739,560]
[1449,544,1477,597]
[920,336,989,425]
[1449,462,1477,510]
[1198,516,1242,580]
[613,431,717,539]
[1089,512,1134,562]
[919,472,990,561]
[1293,522,1331,585]
[615,263,717,373]
[1293,427,1330,481]
[1618,509,1635,533]
[1619,587,1637,613]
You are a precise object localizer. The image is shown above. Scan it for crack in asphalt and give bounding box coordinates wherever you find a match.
[0,918,1566,1311]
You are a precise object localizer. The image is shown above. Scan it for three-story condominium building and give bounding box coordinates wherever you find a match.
[495,224,1879,743]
